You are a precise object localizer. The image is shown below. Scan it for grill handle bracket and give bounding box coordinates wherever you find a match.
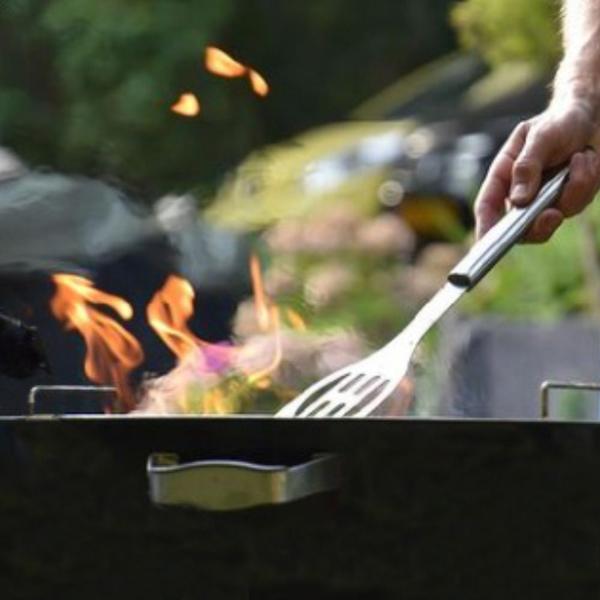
[147,452,341,511]
[540,380,600,419]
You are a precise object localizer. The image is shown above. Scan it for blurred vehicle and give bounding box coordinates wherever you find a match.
[205,119,415,230]
[206,54,550,240]
[376,62,550,240]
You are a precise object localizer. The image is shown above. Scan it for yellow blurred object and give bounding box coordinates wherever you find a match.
[204,120,416,231]
[397,197,463,239]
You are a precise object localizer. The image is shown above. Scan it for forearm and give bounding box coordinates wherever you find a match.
[553,0,600,119]
[475,0,600,240]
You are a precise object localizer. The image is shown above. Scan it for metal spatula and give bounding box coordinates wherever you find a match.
[276,167,569,418]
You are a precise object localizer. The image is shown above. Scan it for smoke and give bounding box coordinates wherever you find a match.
[0,168,156,274]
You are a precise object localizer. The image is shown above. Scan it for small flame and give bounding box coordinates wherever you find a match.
[249,254,271,330]
[50,274,144,409]
[205,46,270,97]
[146,275,199,361]
[248,69,269,97]
[147,275,232,373]
[238,254,283,382]
[285,308,307,332]
[171,93,201,117]
[244,306,282,384]
[205,46,247,78]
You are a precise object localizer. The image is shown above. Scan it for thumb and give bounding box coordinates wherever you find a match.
[510,136,549,206]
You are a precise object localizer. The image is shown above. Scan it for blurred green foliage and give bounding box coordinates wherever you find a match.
[462,211,596,319]
[0,0,237,196]
[0,0,456,198]
[451,0,561,68]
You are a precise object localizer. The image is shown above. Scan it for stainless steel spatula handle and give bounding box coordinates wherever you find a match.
[448,167,569,289]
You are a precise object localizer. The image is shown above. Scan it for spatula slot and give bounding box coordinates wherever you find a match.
[295,373,349,416]
[348,380,389,415]
[338,374,364,392]
[355,376,380,395]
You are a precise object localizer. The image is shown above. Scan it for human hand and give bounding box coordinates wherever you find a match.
[474,102,600,242]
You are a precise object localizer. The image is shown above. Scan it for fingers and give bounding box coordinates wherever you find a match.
[522,208,564,243]
[555,149,600,217]
[475,122,529,238]
[474,184,506,240]
[510,128,553,206]
[475,101,600,242]
[522,148,600,242]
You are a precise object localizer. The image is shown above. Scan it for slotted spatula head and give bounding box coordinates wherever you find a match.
[276,344,413,418]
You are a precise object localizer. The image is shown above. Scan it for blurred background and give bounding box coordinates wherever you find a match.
[2,0,599,418]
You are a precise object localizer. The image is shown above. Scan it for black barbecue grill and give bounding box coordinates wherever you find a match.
[2,159,599,598]
[2,382,600,599]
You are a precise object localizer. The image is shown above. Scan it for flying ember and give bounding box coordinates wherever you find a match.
[204,46,247,78]
[171,93,201,117]
[204,46,270,97]
[248,69,269,97]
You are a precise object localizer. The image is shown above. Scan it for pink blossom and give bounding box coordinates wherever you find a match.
[304,262,357,308]
[355,213,416,256]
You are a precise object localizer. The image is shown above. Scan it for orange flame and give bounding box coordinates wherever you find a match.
[171,93,201,117]
[51,260,307,415]
[205,46,270,97]
[146,275,199,361]
[238,254,283,384]
[50,274,144,409]
[146,275,233,373]
[249,253,271,331]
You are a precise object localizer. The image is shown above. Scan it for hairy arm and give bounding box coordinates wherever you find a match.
[475,0,600,241]
[556,0,600,116]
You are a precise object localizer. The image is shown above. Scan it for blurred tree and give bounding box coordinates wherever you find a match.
[451,0,561,69]
[0,0,456,199]
[220,0,457,142]
[1,0,237,197]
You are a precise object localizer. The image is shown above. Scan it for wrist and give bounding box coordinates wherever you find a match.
[552,59,600,123]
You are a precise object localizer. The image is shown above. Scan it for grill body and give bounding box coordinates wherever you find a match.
[1,416,600,598]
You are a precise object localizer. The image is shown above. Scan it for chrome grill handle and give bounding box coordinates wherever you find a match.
[147,452,341,511]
